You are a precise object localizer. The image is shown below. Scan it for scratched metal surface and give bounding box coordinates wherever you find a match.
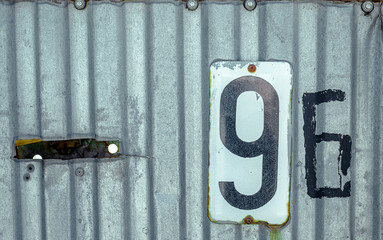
[0,1,381,239]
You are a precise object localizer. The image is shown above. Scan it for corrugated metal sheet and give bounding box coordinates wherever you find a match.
[0,0,381,239]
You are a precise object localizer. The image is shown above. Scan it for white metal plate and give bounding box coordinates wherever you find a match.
[209,61,292,225]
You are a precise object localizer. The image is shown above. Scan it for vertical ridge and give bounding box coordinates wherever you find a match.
[9,6,21,239]
[258,2,266,60]
[120,5,132,240]
[14,164,22,240]
[41,160,46,240]
[88,4,96,138]
[200,4,210,240]
[349,5,358,240]
[87,6,99,240]
[65,6,72,140]
[177,5,186,240]
[371,21,381,239]
[145,4,156,240]
[233,5,240,60]
[233,5,242,238]
[69,163,77,240]
[34,2,42,139]
[234,225,242,240]
[291,2,300,239]
[92,160,100,240]
[314,4,327,240]
[34,3,46,240]
[65,7,76,239]
[258,226,268,240]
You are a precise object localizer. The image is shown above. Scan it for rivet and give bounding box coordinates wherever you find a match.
[23,173,31,181]
[186,0,199,11]
[244,0,257,11]
[361,1,374,14]
[244,216,253,224]
[27,164,35,173]
[75,167,84,177]
[74,0,86,10]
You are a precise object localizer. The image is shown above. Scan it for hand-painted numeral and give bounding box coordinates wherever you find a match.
[302,89,352,198]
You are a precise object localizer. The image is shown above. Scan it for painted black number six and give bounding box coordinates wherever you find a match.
[302,89,352,198]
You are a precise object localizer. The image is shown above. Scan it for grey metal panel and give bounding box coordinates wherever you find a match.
[0,1,381,240]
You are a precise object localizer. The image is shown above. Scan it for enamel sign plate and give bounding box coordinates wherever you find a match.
[209,61,292,225]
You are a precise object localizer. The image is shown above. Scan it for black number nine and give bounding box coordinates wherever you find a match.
[219,76,279,210]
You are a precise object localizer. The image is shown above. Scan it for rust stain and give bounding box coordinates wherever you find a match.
[269,227,282,240]
[15,139,42,147]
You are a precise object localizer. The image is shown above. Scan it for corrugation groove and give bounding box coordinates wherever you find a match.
[87,4,96,137]
[34,2,47,240]
[349,4,358,240]
[200,4,210,240]
[291,2,300,239]
[9,6,22,240]
[371,19,381,238]
[145,4,156,240]
[257,2,266,60]
[65,6,77,240]
[119,5,131,240]
[314,4,327,240]
[69,163,77,240]
[233,6,241,239]
[87,6,100,240]
[35,2,43,139]
[65,5,73,140]
[176,4,187,240]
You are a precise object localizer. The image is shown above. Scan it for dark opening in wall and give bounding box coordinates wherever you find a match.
[15,139,120,160]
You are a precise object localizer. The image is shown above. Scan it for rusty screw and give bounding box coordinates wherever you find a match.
[248,64,256,73]
[244,0,257,11]
[361,1,374,14]
[75,167,84,177]
[244,216,253,224]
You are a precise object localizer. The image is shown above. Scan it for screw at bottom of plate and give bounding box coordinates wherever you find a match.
[244,216,254,224]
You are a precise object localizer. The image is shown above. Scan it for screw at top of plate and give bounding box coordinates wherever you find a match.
[186,0,199,11]
[244,0,257,11]
[361,1,374,14]
[74,0,86,10]
[248,64,256,73]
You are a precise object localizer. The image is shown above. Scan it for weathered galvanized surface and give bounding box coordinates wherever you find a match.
[0,0,381,239]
